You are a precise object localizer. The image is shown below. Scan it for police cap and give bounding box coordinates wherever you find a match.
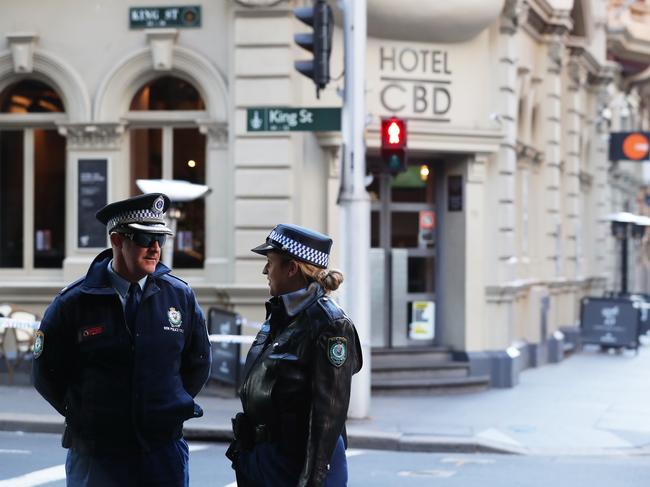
[96,193,173,235]
[252,223,332,269]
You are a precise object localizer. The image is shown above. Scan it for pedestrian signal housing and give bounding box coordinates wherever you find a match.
[381,117,407,174]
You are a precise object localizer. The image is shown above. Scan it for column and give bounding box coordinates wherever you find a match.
[541,37,565,281]
[564,58,586,280]
[199,122,231,283]
[495,0,525,284]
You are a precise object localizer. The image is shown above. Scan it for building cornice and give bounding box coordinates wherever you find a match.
[57,122,125,150]
[525,0,573,38]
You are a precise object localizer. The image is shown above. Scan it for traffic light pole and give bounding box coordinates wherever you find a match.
[339,0,370,419]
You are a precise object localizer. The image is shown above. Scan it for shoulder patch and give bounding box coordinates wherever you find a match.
[59,277,84,296]
[317,296,345,321]
[327,336,348,367]
[33,330,45,359]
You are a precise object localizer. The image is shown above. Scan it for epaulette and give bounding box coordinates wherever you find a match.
[316,296,346,322]
[165,273,189,286]
[59,277,84,296]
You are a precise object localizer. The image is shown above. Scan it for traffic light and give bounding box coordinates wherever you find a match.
[293,0,333,97]
[381,117,407,174]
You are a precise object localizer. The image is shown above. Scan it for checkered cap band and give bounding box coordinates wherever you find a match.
[108,209,165,232]
[269,230,329,268]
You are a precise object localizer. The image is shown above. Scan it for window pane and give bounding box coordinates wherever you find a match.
[130,76,205,111]
[130,129,162,196]
[408,256,435,293]
[0,131,24,267]
[173,128,205,268]
[0,80,64,113]
[391,212,419,248]
[34,129,66,268]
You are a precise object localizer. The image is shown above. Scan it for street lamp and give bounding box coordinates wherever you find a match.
[136,179,211,269]
[605,212,650,294]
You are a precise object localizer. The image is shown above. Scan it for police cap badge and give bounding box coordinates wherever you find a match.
[96,193,173,235]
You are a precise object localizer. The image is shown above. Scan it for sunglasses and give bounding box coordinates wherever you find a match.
[122,232,167,248]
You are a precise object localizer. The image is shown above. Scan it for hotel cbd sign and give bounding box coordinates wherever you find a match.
[377,45,452,122]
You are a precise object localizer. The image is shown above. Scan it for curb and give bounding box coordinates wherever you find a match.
[0,415,522,455]
[346,430,524,455]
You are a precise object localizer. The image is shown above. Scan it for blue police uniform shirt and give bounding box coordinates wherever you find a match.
[106,260,147,309]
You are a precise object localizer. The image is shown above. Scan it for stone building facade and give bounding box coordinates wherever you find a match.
[0,0,648,386]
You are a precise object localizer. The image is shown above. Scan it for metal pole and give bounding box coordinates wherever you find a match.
[621,231,628,294]
[339,0,370,419]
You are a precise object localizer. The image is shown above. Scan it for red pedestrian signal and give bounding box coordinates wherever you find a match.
[381,117,407,173]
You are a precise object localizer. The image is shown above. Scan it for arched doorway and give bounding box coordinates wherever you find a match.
[128,75,206,268]
[0,79,66,269]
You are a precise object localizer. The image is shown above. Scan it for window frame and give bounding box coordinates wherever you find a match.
[125,110,209,272]
[0,115,67,277]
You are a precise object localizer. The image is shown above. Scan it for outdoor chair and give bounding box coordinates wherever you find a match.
[7,310,38,381]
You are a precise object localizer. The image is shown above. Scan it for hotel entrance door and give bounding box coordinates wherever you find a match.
[369,163,437,348]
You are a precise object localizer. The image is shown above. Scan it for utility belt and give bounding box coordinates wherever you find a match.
[231,412,279,448]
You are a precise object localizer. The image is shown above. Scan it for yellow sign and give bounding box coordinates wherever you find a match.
[409,301,435,340]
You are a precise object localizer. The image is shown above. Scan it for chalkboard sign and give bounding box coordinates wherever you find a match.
[580,297,640,349]
[78,159,107,248]
[208,308,241,386]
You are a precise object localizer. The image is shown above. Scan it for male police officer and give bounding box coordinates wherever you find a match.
[33,193,211,487]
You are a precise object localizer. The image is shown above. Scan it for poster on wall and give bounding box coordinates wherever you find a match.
[448,175,463,212]
[408,301,435,340]
[78,159,108,248]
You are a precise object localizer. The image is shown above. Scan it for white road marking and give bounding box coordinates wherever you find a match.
[345,449,365,457]
[0,449,30,454]
[0,442,211,486]
[441,457,496,467]
[188,443,211,453]
[398,469,456,478]
[0,465,66,487]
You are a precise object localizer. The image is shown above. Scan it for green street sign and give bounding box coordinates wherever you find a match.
[247,107,341,132]
[129,6,201,29]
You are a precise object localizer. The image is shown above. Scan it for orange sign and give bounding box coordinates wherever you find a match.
[609,132,650,161]
[622,133,650,160]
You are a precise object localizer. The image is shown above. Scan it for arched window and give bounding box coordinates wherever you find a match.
[128,76,206,269]
[0,80,66,269]
[130,76,205,111]
[0,80,64,113]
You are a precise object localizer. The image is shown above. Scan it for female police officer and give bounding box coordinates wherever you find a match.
[226,224,363,487]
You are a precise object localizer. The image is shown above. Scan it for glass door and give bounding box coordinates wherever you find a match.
[369,162,437,348]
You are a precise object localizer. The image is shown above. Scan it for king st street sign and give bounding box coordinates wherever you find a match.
[247,107,341,132]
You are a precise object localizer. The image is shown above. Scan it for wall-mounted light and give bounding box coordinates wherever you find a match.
[187,159,196,168]
[420,165,430,181]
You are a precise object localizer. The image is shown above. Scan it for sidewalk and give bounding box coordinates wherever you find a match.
[1,339,649,456]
